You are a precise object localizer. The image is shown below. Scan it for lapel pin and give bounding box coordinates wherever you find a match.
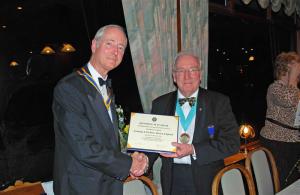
[208,125,215,139]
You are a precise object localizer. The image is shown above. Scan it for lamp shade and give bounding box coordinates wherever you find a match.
[9,60,19,67]
[61,43,76,53]
[239,124,255,139]
[41,46,55,55]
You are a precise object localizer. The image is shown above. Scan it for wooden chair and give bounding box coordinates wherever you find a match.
[124,176,158,195]
[245,147,280,195]
[212,164,256,195]
[0,180,44,195]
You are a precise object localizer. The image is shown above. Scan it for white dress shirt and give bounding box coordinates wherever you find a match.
[87,63,112,121]
[174,89,198,164]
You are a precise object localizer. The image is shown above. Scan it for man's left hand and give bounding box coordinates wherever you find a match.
[160,142,194,159]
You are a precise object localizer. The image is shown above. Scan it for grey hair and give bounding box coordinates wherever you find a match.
[94,24,127,47]
[172,50,201,71]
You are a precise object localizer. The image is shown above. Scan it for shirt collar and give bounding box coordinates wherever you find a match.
[177,89,199,99]
[87,62,108,82]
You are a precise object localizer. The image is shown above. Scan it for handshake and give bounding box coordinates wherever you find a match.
[129,152,149,178]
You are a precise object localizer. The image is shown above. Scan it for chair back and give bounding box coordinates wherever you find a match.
[0,181,44,195]
[124,176,158,195]
[245,147,280,195]
[212,164,256,195]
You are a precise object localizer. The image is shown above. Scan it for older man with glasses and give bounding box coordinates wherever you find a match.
[148,51,240,195]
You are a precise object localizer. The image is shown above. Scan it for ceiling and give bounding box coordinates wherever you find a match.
[0,0,83,56]
[0,0,127,73]
[0,0,296,73]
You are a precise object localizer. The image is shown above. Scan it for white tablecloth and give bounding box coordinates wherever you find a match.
[276,179,300,195]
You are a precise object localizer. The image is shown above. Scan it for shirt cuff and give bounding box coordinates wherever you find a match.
[191,144,197,160]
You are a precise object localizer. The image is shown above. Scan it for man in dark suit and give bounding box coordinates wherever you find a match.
[52,25,148,195]
[149,51,240,195]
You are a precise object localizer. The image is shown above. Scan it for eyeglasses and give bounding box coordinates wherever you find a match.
[174,68,200,74]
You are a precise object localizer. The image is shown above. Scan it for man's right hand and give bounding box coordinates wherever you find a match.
[160,142,194,159]
[129,152,148,178]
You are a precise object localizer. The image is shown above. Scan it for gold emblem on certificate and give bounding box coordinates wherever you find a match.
[179,133,190,144]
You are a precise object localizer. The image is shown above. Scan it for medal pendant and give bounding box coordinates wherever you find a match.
[179,133,190,144]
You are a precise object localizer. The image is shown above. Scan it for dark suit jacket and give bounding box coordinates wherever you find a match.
[149,88,240,195]
[52,66,131,195]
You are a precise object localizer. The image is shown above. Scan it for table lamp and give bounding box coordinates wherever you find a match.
[239,124,255,154]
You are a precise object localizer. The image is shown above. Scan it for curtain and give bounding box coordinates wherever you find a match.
[122,0,177,113]
[122,0,208,113]
[180,0,208,88]
[242,0,299,16]
[271,0,282,12]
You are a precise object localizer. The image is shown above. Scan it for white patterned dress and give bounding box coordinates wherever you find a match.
[260,80,300,142]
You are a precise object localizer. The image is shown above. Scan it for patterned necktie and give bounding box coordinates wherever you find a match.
[178,97,196,107]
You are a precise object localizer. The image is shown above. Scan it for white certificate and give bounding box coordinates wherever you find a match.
[127,113,178,153]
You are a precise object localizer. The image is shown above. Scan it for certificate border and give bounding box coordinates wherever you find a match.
[126,112,178,153]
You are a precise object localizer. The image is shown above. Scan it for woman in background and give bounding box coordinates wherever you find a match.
[260,51,300,188]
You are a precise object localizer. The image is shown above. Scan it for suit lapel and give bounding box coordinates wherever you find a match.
[193,88,206,143]
[167,92,177,115]
[110,99,121,146]
[79,65,119,145]
[166,92,178,165]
